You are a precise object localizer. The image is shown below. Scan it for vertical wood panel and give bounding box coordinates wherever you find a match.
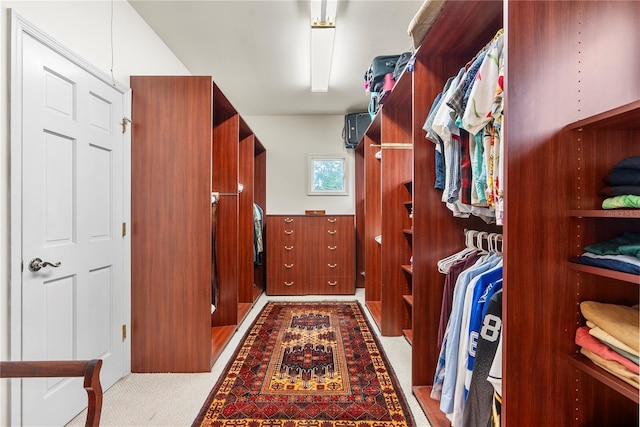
[355,142,366,288]
[211,92,239,327]
[254,142,267,297]
[238,134,255,304]
[364,115,382,311]
[131,76,212,372]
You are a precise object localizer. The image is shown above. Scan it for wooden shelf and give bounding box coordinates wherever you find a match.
[568,209,640,218]
[211,325,236,365]
[403,228,413,236]
[403,294,413,306]
[565,100,640,131]
[401,264,413,275]
[238,303,253,323]
[569,354,639,403]
[403,329,413,345]
[568,261,640,284]
[412,386,451,427]
[404,181,413,193]
[366,300,382,331]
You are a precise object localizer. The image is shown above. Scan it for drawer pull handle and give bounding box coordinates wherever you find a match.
[328,263,337,268]
[285,281,294,286]
[284,246,294,251]
[284,230,294,235]
[328,281,337,286]
[285,263,294,269]
[284,218,293,223]
[327,230,337,235]
[327,218,337,223]
[328,245,337,250]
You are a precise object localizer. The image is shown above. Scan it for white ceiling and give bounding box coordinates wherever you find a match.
[128,0,424,116]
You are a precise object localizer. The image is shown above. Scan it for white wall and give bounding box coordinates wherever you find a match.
[245,115,355,215]
[0,2,190,425]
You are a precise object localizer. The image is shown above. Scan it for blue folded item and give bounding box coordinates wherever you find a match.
[576,253,640,275]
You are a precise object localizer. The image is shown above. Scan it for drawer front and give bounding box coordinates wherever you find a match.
[268,216,300,242]
[310,276,354,295]
[268,241,298,263]
[267,260,302,295]
[267,276,302,295]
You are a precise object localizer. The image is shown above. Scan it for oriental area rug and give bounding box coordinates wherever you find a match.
[193,301,415,427]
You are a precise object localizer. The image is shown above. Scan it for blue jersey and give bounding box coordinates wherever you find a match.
[464,271,503,399]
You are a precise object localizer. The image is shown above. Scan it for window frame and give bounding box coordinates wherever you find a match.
[307,154,348,196]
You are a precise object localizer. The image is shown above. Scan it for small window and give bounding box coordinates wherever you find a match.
[308,154,348,195]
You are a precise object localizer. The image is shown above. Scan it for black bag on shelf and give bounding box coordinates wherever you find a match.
[364,54,401,93]
[393,52,412,81]
[344,112,372,149]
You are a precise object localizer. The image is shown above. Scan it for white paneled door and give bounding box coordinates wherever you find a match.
[13,19,128,426]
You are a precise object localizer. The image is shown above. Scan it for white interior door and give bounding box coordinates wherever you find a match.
[11,16,129,426]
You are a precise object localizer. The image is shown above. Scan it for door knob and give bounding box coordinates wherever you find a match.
[28,258,61,272]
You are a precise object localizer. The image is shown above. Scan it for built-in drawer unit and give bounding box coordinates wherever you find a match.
[266,215,355,295]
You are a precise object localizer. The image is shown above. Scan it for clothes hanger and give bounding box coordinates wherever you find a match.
[437,229,478,274]
[486,232,498,253]
[475,231,490,256]
[493,233,503,255]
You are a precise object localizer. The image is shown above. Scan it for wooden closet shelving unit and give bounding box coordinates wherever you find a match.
[355,141,366,289]
[357,0,639,425]
[409,1,504,421]
[130,76,266,373]
[361,72,413,337]
[562,99,640,412]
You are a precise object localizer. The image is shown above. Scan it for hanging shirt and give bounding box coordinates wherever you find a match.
[488,332,503,426]
[463,289,503,427]
[461,33,505,136]
[465,277,503,397]
[438,251,480,347]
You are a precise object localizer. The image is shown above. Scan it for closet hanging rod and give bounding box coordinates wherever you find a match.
[369,143,413,149]
[211,191,239,203]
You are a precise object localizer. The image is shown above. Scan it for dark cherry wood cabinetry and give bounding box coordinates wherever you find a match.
[359,74,414,338]
[564,101,640,409]
[131,76,266,373]
[266,215,355,295]
[356,1,639,425]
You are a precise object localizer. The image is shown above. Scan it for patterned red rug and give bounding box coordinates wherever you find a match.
[193,301,415,427]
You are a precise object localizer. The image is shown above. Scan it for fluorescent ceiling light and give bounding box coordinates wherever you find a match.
[310,0,337,92]
[311,26,335,92]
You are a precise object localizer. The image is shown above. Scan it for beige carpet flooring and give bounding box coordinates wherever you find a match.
[66,290,431,427]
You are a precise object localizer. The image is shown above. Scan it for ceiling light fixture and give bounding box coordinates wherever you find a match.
[310,0,337,93]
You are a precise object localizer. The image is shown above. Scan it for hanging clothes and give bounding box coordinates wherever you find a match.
[253,203,264,265]
[418,29,505,225]
[431,231,504,426]
[211,198,219,308]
